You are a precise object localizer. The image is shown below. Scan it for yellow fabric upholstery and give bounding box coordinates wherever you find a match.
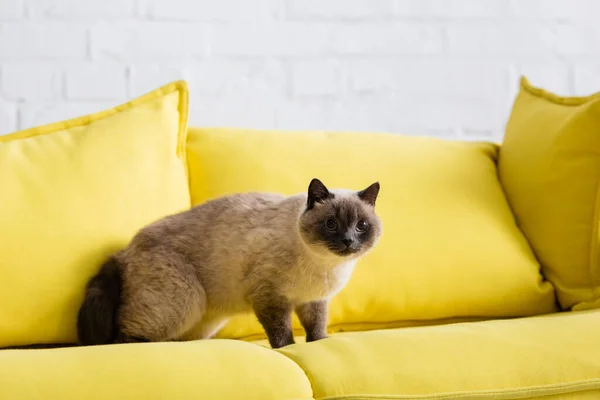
[499,77,600,311]
[2,311,597,400]
[0,340,313,400]
[0,82,191,348]
[0,93,597,399]
[186,127,557,341]
[278,310,600,400]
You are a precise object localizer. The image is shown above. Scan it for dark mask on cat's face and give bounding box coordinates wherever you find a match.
[299,178,382,258]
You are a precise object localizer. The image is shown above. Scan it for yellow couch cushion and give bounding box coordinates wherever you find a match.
[0,82,191,348]
[186,127,557,341]
[278,310,600,399]
[499,77,600,311]
[0,340,313,400]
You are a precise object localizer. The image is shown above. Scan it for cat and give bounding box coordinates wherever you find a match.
[77,178,382,349]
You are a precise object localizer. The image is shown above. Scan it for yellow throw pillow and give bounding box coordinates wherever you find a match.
[499,77,600,311]
[187,127,557,341]
[0,82,191,348]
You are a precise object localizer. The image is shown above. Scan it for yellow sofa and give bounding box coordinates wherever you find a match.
[1,79,600,399]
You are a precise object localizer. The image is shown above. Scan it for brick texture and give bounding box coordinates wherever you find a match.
[0,0,24,20]
[0,0,599,140]
[1,63,62,101]
[141,0,273,21]
[65,65,128,101]
[25,0,136,19]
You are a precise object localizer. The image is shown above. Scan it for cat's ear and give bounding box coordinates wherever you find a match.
[357,182,380,207]
[307,178,332,210]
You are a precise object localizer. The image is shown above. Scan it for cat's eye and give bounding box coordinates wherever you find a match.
[356,220,369,232]
[325,219,337,231]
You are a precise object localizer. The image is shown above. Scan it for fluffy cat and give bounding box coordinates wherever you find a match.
[77,178,382,348]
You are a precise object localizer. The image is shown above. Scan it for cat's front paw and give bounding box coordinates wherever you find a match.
[306,333,328,343]
[270,336,296,349]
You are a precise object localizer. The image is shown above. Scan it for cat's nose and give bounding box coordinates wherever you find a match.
[341,238,352,248]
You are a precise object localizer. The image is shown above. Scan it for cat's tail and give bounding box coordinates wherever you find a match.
[77,256,122,346]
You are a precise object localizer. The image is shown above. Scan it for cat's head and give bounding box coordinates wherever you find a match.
[298,178,382,259]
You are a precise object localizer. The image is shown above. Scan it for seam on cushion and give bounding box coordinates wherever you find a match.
[175,82,190,189]
[233,316,510,342]
[0,80,188,143]
[588,167,600,305]
[317,378,600,400]
[520,76,600,106]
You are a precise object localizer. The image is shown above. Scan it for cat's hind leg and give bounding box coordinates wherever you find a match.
[117,255,206,342]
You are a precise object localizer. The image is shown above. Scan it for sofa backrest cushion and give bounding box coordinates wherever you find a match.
[499,76,600,311]
[0,82,191,348]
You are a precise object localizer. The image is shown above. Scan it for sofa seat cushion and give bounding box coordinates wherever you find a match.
[277,310,600,400]
[0,340,313,400]
[186,127,557,341]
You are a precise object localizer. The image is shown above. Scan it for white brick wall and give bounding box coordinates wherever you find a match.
[1,0,600,142]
